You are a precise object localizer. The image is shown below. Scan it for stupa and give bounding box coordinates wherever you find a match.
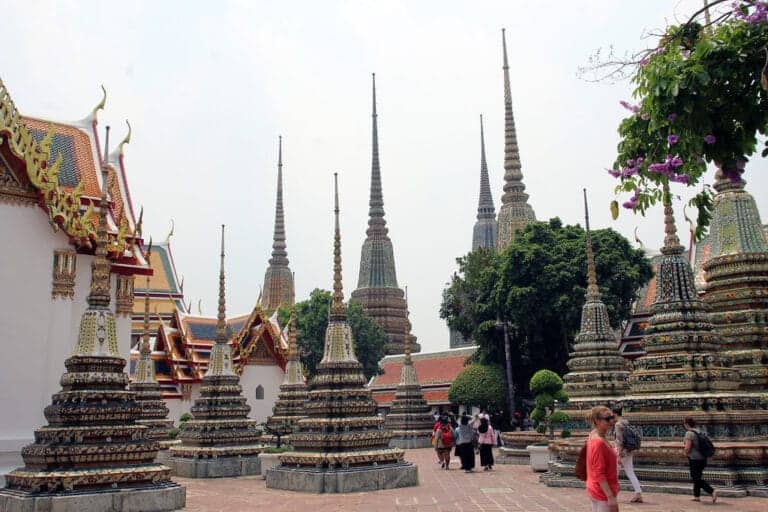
[130,241,180,460]
[385,304,434,448]
[0,128,184,512]
[266,173,418,493]
[701,168,768,390]
[472,114,497,250]
[496,28,536,250]
[262,136,295,314]
[351,74,419,355]
[562,189,630,407]
[264,308,309,442]
[544,186,768,496]
[168,225,264,478]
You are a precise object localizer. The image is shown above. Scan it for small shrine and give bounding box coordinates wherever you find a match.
[168,226,265,478]
[266,174,417,493]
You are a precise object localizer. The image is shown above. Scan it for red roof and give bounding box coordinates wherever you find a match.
[371,347,475,388]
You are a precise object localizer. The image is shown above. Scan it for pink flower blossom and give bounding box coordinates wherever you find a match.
[704,134,716,144]
[667,134,679,146]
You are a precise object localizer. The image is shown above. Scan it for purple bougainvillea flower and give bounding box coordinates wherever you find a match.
[606,168,621,178]
[671,174,690,184]
[639,57,650,66]
[704,134,716,144]
[620,100,640,113]
[667,113,677,123]
[670,156,684,168]
[648,162,669,174]
[736,159,746,170]
[667,134,679,146]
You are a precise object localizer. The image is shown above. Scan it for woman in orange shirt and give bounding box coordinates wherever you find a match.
[586,405,619,512]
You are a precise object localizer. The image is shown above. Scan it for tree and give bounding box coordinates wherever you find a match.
[447,364,508,411]
[529,369,569,440]
[605,1,768,237]
[441,219,653,407]
[279,289,387,380]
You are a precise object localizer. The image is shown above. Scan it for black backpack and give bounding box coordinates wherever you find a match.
[622,423,642,452]
[695,431,716,458]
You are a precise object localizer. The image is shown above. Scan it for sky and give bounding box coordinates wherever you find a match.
[2,0,766,354]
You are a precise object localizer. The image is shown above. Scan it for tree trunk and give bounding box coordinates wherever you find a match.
[501,320,516,423]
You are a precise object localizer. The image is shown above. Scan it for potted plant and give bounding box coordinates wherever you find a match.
[526,369,569,472]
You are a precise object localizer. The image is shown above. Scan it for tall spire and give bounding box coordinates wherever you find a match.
[661,183,684,255]
[352,74,416,354]
[215,224,227,345]
[88,125,112,308]
[496,28,536,250]
[583,188,599,298]
[368,73,387,239]
[472,114,497,250]
[331,173,346,319]
[206,224,235,377]
[270,136,288,265]
[262,136,295,313]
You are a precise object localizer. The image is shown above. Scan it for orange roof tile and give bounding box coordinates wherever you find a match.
[371,348,475,388]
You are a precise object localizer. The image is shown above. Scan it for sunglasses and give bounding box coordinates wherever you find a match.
[599,415,615,421]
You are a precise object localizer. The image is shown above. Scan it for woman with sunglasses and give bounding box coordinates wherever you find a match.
[586,406,620,512]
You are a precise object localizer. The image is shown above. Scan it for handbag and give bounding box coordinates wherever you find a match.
[574,442,588,481]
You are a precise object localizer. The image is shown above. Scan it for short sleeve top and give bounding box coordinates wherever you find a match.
[685,429,705,460]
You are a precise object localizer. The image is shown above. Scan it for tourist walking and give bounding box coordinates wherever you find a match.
[612,407,642,503]
[433,416,454,469]
[683,417,719,503]
[477,416,495,470]
[586,406,619,512]
[456,414,476,472]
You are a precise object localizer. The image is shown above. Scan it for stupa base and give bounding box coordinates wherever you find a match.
[168,455,261,478]
[0,482,185,512]
[496,446,530,465]
[265,462,418,493]
[389,436,431,449]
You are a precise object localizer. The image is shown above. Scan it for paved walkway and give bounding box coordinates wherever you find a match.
[179,448,766,511]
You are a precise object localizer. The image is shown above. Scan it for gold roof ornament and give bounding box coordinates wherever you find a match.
[91,84,107,121]
[118,119,131,156]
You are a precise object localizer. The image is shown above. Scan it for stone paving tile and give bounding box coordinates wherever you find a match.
[178,448,766,511]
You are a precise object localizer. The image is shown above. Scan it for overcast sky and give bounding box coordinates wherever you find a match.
[3,0,766,354]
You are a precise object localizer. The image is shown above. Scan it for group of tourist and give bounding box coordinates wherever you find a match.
[432,413,496,473]
[584,406,718,511]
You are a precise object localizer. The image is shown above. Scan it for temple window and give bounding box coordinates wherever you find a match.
[255,385,264,400]
[51,249,76,300]
[115,274,135,316]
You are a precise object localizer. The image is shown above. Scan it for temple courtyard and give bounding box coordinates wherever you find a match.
[178,448,766,512]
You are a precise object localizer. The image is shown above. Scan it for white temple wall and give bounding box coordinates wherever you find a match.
[0,204,128,455]
[240,363,283,423]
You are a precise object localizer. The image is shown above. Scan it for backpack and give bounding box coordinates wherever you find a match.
[695,431,716,458]
[622,423,642,452]
[574,442,588,481]
[437,426,453,448]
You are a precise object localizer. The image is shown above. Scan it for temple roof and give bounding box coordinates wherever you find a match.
[130,307,288,398]
[0,77,148,274]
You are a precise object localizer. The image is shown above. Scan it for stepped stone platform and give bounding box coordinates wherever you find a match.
[497,431,547,465]
[170,454,261,479]
[266,462,418,493]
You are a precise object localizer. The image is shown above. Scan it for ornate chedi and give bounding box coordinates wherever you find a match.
[130,242,179,458]
[496,28,536,250]
[473,114,497,250]
[385,306,434,448]
[0,129,184,512]
[264,309,309,442]
[351,74,419,355]
[701,169,768,390]
[262,136,295,314]
[168,225,264,478]
[544,186,768,496]
[266,174,417,493]
[562,189,630,407]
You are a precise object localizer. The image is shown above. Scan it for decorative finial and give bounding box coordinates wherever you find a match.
[367,72,388,239]
[86,125,113,307]
[269,135,288,266]
[215,224,228,344]
[477,113,495,217]
[330,173,346,319]
[197,299,202,316]
[135,205,144,239]
[165,219,175,243]
[91,84,107,121]
[661,182,684,255]
[118,119,132,155]
[583,188,599,298]
[180,275,185,293]
[403,287,412,365]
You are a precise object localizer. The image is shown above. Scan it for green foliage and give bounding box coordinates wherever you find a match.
[447,364,508,411]
[536,424,546,434]
[611,7,768,235]
[168,428,180,439]
[560,429,572,439]
[529,369,570,440]
[280,289,387,380]
[179,413,192,424]
[441,220,652,403]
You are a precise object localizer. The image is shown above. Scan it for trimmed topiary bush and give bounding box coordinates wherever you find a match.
[448,364,508,411]
[529,369,570,441]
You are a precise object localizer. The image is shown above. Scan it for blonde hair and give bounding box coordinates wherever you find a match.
[586,405,612,427]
